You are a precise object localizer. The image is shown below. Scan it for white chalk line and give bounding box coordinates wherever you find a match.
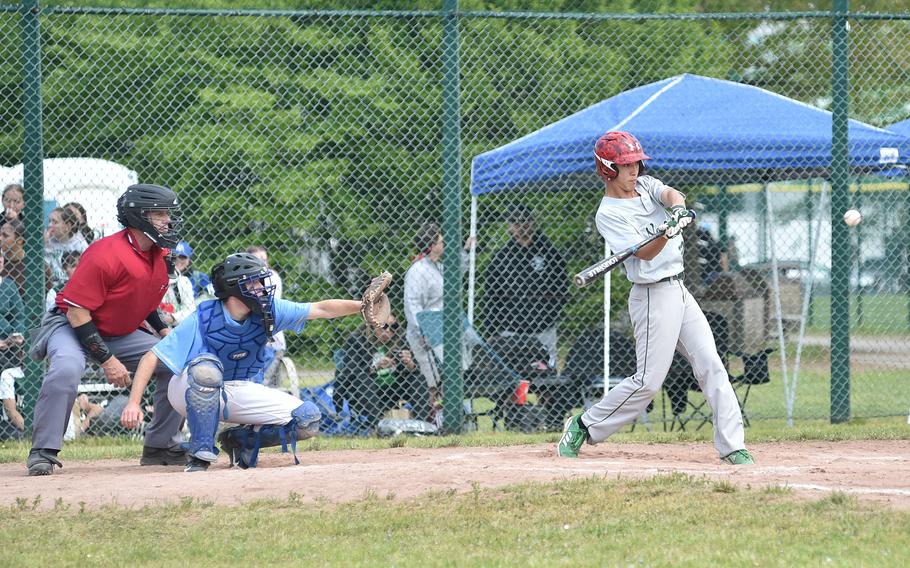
[787,483,910,497]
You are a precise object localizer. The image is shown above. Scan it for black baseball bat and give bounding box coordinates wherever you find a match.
[573,209,696,288]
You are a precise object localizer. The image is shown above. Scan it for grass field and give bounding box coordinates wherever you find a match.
[3,473,910,567]
[808,293,910,335]
[3,421,909,566]
[672,368,910,424]
[5,336,909,567]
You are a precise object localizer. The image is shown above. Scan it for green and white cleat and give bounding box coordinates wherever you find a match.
[721,449,755,465]
[557,414,587,458]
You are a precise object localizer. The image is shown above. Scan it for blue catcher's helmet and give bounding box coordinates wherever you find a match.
[211,253,275,317]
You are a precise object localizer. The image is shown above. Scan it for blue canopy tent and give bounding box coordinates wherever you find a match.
[884,119,910,177]
[470,74,910,196]
[466,74,910,396]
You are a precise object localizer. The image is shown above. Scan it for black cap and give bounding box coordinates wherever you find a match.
[505,205,534,224]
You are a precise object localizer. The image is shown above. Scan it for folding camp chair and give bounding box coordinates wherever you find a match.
[415,310,530,432]
[295,348,370,436]
[662,346,774,431]
[662,352,712,431]
[559,328,653,432]
[661,311,734,432]
[728,348,774,427]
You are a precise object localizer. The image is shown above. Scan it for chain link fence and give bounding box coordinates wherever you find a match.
[0,4,909,441]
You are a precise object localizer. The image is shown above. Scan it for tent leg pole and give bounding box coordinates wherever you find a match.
[765,183,792,426]
[467,195,478,325]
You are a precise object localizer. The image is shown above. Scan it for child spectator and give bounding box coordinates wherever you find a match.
[0,184,24,231]
[0,252,25,372]
[44,206,88,287]
[45,250,82,311]
[0,218,53,299]
[159,255,197,327]
[173,241,212,299]
[0,366,25,440]
[64,202,97,244]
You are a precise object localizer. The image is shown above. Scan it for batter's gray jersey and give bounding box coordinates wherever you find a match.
[595,175,683,283]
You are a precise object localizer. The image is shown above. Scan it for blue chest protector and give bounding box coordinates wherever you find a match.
[197,299,272,382]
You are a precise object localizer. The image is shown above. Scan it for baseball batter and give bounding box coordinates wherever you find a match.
[120,252,377,472]
[557,131,753,465]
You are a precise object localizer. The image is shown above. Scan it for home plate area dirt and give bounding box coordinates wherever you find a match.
[2,440,909,511]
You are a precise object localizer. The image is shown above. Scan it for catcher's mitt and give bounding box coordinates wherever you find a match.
[361,272,392,330]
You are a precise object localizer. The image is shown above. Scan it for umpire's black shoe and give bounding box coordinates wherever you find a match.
[140,445,187,466]
[27,448,63,476]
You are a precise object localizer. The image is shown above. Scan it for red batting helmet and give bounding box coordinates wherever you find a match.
[593,131,650,181]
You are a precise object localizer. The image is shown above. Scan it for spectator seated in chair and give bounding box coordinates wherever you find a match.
[561,327,648,418]
[172,240,212,300]
[481,205,569,368]
[467,332,561,432]
[333,313,428,431]
[44,206,89,289]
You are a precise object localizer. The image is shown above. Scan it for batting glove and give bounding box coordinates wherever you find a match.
[670,205,694,231]
[663,219,682,239]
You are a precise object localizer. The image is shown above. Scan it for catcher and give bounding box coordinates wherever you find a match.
[121,252,391,472]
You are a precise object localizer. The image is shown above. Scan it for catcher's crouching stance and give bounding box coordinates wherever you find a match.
[121,253,392,472]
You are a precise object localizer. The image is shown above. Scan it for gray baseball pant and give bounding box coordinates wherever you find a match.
[581,279,745,457]
[31,325,183,451]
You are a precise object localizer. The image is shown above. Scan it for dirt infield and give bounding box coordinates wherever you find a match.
[2,440,909,511]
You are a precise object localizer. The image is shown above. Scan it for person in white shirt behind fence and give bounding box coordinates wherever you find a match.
[403,221,474,423]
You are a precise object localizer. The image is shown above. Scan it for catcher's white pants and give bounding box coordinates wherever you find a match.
[168,371,304,426]
[581,279,745,457]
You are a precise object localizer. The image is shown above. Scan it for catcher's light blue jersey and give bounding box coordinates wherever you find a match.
[153,298,311,377]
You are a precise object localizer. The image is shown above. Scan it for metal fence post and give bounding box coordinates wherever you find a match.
[830,0,851,423]
[19,0,46,430]
[441,0,464,434]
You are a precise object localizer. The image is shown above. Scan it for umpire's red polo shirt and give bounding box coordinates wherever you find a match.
[57,229,170,337]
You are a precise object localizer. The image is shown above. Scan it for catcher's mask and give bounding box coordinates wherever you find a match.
[594,131,650,181]
[212,253,276,339]
[116,184,183,248]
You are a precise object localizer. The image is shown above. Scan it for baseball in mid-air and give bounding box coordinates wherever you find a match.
[843,209,862,227]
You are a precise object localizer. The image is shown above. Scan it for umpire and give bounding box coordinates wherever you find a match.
[27,184,186,475]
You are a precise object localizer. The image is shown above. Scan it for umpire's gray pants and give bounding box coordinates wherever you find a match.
[31,326,183,451]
